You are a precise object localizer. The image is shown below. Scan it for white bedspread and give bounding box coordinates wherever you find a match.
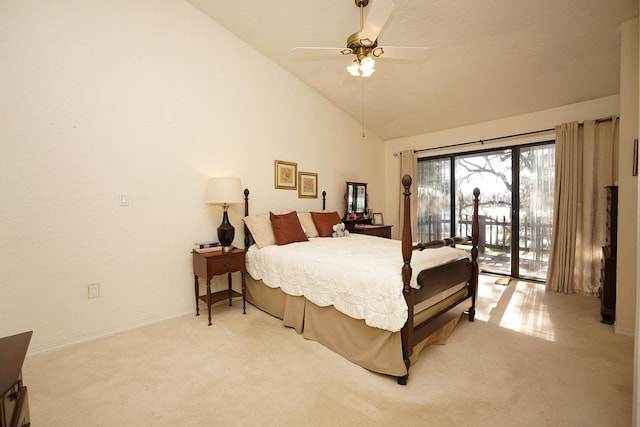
[246,234,469,332]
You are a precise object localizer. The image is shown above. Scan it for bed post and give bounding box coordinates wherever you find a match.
[322,190,326,211]
[467,188,480,321]
[244,188,250,250]
[398,174,414,386]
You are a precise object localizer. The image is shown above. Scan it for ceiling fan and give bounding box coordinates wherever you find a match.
[291,0,429,78]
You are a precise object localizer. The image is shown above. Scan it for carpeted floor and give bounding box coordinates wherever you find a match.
[23,275,633,426]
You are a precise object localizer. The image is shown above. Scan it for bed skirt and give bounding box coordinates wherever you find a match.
[246,275,465,378]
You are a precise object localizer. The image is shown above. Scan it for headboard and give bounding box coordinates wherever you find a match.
[243,189,327,249]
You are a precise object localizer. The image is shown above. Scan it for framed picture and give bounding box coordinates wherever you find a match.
[298,172,318,198]
[372,212,384,225]
[633,139,638,177]
[274,160,297,190]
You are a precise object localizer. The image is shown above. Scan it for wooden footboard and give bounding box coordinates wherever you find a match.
[398,174,480,385]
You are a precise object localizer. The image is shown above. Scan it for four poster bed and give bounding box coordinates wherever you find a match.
[242,174,480,384]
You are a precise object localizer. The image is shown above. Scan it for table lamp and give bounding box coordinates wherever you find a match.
[205,177,243,252]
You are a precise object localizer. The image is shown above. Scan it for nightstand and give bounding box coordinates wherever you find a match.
[192,248,246,326]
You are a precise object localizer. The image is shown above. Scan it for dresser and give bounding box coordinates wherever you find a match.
[350,224,393,239]
[0,331,31,427]
[343,217,372,232]
[600,185,617,325]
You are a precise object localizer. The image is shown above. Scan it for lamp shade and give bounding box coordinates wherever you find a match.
[205,177,243,205]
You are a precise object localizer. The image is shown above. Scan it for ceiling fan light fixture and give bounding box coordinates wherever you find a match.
[346,55,375,77]
[360,55,375,72]
[347,60,362,76]
[360,67,375,77]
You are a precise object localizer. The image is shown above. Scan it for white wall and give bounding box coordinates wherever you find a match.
[619,18,639,337]
[0,0,385,352]
[620,16,640,426]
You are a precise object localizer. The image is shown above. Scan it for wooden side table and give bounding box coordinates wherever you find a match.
[350,224,393,239]
[343,218,372,233]
[192,248,246,326]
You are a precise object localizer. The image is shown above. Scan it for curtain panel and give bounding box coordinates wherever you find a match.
[546,118,617,295]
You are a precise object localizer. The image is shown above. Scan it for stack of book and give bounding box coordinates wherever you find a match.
[193,240,222,253]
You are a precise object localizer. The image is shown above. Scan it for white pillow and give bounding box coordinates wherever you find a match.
[243,209,293,249]
[243,213,275,248]
[298,212,319,238]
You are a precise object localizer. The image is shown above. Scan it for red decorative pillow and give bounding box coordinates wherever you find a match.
[310,211,342,237]
[270,211,309,245]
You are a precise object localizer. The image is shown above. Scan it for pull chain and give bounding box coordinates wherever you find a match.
[361,77,366,138]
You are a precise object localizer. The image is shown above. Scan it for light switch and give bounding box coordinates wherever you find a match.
[119,193,129,206]
[88,284,100,299]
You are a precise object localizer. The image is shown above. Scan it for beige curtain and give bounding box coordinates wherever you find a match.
[398,149,417,240]
[546,118,617,294]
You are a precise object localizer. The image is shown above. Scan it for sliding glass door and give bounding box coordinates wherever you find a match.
[416,158,452,241]
[417,142,554,281]
[457,150,513,276]
[517,144,554,279]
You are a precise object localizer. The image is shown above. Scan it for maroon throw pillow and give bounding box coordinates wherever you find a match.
[310,211,342,237]
[270,211,309,245]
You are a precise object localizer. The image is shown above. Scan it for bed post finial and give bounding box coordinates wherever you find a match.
[401,174,412,189]
[401,174,413,271]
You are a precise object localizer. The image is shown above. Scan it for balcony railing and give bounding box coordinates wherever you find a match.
[417,214,552,278]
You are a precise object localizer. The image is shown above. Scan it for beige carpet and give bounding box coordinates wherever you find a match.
[23,275,633,426]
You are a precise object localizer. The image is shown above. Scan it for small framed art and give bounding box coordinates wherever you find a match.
[298,172,318,198]
[274,160,297,190]
[373,213,384,225]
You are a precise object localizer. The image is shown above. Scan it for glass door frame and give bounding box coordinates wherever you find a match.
[417,140,554,281]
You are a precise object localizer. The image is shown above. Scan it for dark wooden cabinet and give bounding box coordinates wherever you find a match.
[343,218,372,232]
[350,225,393,239]
[0,331,32,427]
[344,218,393,239]
[600,185,617,324]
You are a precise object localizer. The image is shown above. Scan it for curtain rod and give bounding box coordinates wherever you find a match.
[397,116,618,156]
[413,127,554,154]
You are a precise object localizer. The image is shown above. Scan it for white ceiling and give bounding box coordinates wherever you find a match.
[186,0,638,141]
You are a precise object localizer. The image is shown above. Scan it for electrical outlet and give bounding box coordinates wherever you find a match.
[88,284,100,299]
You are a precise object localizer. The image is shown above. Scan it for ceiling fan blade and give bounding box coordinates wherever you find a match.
[291,47,350,57]
[374,46,430,61]
[359,0,394,46]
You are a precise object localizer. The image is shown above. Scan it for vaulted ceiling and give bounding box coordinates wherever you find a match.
[186,0,638,140]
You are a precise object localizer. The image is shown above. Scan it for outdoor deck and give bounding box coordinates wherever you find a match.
[477,250,548,281]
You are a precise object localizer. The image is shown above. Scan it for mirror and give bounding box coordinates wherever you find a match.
[344,182,368,218]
